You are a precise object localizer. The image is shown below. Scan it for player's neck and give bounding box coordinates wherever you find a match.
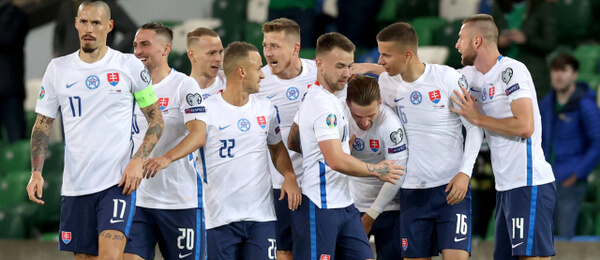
[148,63,171,85]
[222,82,250,106]
[190,69,216,89]
[78,45,108,64]
[402,59,425,83]
[474,47,501,75]
[316,76,338,96]
[276,57,303,80]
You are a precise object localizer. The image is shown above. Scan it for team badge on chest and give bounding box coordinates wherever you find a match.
[158,98,169,111]
[429,90,441,104]
[107,72,120,86]
[257,116,267,129]
[238,118,251,132]
[369,139,380,152]
[86,75,100,90]
[410,91,422,105]
[353,138,365,151]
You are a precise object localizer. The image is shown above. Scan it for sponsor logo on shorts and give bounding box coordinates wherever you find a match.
[110,218,124,224]
[511,242,523,248]
[454,237,467,242]
[179,252,192,258]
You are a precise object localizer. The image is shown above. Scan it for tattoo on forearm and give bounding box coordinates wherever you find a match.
[31,115,54,172]
[99,231,125,241]
[134,105,163,159]
[366,162,391,177]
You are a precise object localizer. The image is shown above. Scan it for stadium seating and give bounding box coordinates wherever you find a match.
[31,170,62,226]
[411,16,447,46]
[434,19,463,68]
[0,204,35,239]
[555,0,593,47]
[0,140,31,174]
[0,170,31,208]
[439,0,479,22]
[573,44,600,74]
[578,73,600,91]
[245,22,264,53]
[212,0,248,45]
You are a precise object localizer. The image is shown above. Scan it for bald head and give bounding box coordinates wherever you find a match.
[78,0,111,20]
[462,14,498,45]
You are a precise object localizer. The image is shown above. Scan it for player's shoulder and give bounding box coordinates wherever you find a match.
[377,105,402,127]
[261,64,273,76]
[498,57,528,76]
[300,58,318,72]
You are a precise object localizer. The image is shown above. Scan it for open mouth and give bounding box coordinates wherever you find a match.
[268,61,278,67]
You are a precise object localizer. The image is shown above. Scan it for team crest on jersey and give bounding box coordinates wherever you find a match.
[286,86,300,100]
[320,254,331,260]
[369,139,380,152]
[85,75,100,90]
[402,238,408,251]
[482,88,487,101]
[38,86,45,100]
[390,128,403,145]
[410,91,422,105]
[326,114,337,127]
[107,72,120,86]
[458,75,468,89]
[429,90,441,104]
[257,116,267,129]
[158,98,169,111]
[140,68,151,84]
[202,94,211,100]
[62,231,72,244]
[238,118,251,132]
[353,138,365,151]
[488,86,495,100]
[502,67,513,83]
[186,93,203,106]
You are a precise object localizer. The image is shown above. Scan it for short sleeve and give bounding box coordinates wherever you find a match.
[501,65,533,103]
[267,102,282,145]
[129,57,152,93]
[446,68,467,110]
[380,115,408,163]
[35,61,60,118]
[179,78,206,123]
[311,101,342,142]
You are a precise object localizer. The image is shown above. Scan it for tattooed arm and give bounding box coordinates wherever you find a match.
[26,114,55,205]
[317,139,404,184]
[119,101,164,195]
[287,122,302,154]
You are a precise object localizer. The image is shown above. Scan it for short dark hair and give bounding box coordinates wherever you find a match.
[223,41,259,76]
[462,14,499,44]
[347,75,381,106]
[187,27,220,48]
[78,0,111,20]
[139,22,174,44]
[262,18,301,43]
[551,53,579,72]
[315,32,355,57]
[376,22,419,49]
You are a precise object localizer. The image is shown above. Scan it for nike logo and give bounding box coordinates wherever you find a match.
[109,218,124,224]
[179,252,192,258]
[66,82,77,88]
[394,97,404,102]
[219,125,230,130]
[266,93,277,99]
[511,242,523,248]
[469,87,480,92]
[454,237,467,242]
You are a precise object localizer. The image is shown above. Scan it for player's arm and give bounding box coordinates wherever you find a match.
[143,120,207,178]
[319,139,403,183]
[287,122,302,154]
[120,86,164,195]
[268,141,302,210]
[26,114,54,205]
[450,86,534,138]
[351,63,385,76]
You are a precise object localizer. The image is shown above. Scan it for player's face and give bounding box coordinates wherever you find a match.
[377,41,408,77]
[133,29,168,70]
[75,5,113,53]
[243,51,266,94]
[263,31,296,76]
[348,100,380,131]
[317,47,354,92]
[551,65,578,91]
[189,36,224,78]
[456,24,476,66]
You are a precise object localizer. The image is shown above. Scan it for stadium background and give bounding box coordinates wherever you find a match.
[1,0,600,259]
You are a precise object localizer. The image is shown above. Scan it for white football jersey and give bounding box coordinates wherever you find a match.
[36,48,151,196]
[348,104,408,212]
[132,69,204,209]
[256,58,318,188]
[198,70,226,100]
[195,93,281,229]
[460,56,554,191]
[378,63,482,189]
[298,84,352,209]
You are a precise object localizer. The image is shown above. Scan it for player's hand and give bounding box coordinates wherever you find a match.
[143,156,172,178]
[561,173,578,187]
[449,86,481,126]
[445,172,470,205]
[280,175,302,211]
[119,158,144,195]
[361,213,375,235]
[26,171,45,205]
[349,134,356,149]
[371,160,404,184]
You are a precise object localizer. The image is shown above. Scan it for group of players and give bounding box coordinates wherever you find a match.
[25,1,557,260]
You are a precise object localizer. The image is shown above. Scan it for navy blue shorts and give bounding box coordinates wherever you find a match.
[400,185,472,258]
[494,182,556,259]
[292,195,373,260]
[124,207,205,260]
[207,221,277,260]
[273,188,293,251]
[59,185,135,255]
[363,210,402,260]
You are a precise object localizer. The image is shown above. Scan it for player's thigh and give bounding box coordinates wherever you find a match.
[98,229,127,259]
[244,221,278,260]
[400,188,438,258]
[335,205,374,260]
[437,187,472,253]
[124,207,158,260]
[370,211,402,260]
[155,208,203,260]
[96,185,135,258]
[207,222,244,260]
[59,193,99,255]
[273,189,294,252]
[291,197,341,260]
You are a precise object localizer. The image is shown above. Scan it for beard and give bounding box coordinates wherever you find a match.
[81,44,98,53]
[461,50,476,66]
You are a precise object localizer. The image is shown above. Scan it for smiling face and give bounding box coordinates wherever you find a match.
[133,29,169,70]
[189,35,224,78]
[242,51,266,94]
[75,5,113,53]
[317,47,354,92]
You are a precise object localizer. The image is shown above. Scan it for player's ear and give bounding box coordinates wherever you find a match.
[293,42,301,56]
[108,19,114,33]
[187,50,195,63]
[163,43,172,57]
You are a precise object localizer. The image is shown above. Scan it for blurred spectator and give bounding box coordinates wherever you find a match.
[268,0,316,48]
[492,0,556,99]
[337,0,384,49]
[540,53,600,239]
[0,0,28,144]
[53,0,137,57]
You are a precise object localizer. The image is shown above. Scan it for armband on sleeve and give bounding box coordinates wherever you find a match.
[134,85,158,108]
